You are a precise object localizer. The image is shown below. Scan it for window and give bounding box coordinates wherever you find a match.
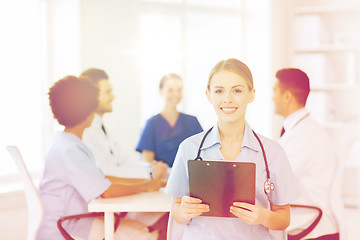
[0,0,46,186]
[0,0,81,192]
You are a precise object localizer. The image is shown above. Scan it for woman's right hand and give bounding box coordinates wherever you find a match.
[180,196,210,222]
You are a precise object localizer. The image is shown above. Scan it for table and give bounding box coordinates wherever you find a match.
[88,188,172,240]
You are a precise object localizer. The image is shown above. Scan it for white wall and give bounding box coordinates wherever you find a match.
[270,0,293,137]
[80,0,142,159]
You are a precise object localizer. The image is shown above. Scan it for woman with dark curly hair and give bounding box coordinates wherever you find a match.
[37,76,161,240]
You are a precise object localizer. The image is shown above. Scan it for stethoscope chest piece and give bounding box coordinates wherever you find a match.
[264,179,275,194]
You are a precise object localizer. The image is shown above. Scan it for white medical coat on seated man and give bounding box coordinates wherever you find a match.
[82,114,162,226]
[279,108,339,238]
[82,114,148,178]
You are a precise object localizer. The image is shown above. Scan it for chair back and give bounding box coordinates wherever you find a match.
[6,146,44,240]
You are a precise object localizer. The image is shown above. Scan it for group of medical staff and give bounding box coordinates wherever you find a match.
[35,58,340,240]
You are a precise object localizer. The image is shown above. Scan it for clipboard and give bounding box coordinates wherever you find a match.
[188,160,255,217]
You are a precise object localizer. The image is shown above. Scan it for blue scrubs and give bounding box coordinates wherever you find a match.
[136,113,203,167]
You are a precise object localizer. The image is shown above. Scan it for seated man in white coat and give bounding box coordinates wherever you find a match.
[80,68,167,179]
[272,68,339,240]
[80,68,169,240]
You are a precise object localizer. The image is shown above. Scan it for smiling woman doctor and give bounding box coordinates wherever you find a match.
[165,58,300,240]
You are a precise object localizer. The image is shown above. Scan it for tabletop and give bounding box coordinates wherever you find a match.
[88,188,172,213]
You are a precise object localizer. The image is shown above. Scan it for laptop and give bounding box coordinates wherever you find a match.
[188,160,255,217]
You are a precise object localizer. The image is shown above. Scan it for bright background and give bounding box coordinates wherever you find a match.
[0,0,272,188]
[0,0,359,206]
[1,0,360,239]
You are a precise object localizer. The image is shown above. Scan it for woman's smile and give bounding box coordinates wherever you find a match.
[220,106,238,114]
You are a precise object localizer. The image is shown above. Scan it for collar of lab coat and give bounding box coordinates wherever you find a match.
[91,113,104,129]
[283,108,309,132]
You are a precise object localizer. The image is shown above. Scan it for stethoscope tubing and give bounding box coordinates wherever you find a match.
[194,126,274,195]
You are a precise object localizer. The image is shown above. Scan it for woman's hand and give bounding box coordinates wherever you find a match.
[180,196,210,222]
[230,202,290,230]
[151,161,168,180]
[230,202,270,226]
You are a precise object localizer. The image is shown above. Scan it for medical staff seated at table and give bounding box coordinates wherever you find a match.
[37,76,163,240]
[80,68,169,240]
[136,73,203,171]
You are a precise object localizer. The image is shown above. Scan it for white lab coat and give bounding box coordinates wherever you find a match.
[279,108,338,238]
[82,114,149,178]
[82,114,163,227]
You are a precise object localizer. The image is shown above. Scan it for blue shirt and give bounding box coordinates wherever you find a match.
[37,132,111,240]
[165,122,300,240]
[136,113,203,167]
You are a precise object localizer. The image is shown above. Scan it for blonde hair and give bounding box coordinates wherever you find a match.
[207,58,254,90]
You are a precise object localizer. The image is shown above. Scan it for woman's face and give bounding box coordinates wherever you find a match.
[160,78,183,107]
[206,71,255,124]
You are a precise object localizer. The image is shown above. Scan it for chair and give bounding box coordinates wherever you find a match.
[286,147,346,240]
[287,205,323,240]
[6,146,44,240]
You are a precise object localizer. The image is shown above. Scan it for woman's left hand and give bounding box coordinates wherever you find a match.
[230,202,270,226]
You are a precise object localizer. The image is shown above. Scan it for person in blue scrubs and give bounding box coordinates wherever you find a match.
[37,76,162,240]
[165,59,300,240]
[136,73,203,168]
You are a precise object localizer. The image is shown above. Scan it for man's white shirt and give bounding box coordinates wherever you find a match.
[82,114,148,178]
[83,115,164,227]
[279,108,338,238]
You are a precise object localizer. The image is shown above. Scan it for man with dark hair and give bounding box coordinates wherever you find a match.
[37,76,161,240]
[272,68,339,239]
[80,68,167,178]
[81,68,109,83]
[80,68,114,117]
[80,68,168,240]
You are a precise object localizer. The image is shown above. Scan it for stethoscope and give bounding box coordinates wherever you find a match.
[194,127,275,195]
